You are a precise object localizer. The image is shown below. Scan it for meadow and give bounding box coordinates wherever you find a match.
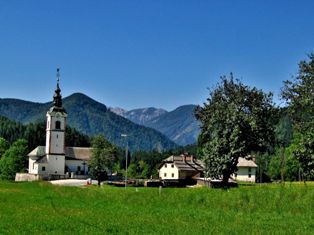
[0,181,313,235]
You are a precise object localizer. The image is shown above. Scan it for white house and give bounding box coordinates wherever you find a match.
[158,154,258,185]
[233,157,258,182]
[158,154,204,183]
[18,71,92,181]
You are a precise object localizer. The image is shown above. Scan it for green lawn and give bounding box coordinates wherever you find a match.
[0,181,313,234]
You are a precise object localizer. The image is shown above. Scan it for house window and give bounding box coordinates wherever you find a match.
[55,121,61,130]
[171,164,174,168]
[42,166,45,171]
[248,174,251,178]
[164,173,167,177]
[248,167,252,173]
[172,173,174,178]
[165,164,167,168]
[77,166,81,172]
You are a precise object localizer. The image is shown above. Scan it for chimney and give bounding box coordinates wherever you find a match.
[191,155,194,163]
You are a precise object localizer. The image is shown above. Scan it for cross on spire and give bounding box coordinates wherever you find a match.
[56,68,60,84]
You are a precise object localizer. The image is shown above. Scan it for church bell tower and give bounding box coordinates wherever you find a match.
[45,69,67,175]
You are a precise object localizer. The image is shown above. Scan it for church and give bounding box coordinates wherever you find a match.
[22,71,92,180]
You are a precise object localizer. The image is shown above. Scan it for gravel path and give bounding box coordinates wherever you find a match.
[49,179,97,187]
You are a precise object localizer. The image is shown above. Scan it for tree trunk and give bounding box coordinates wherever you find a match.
[97,171,101,187]
[222,172,229,188]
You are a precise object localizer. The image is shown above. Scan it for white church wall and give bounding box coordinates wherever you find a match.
[66,160,89,175]
[47,155,65,175]
[37,163,48,175]
[49,132,65,154]
[28,158,38,174]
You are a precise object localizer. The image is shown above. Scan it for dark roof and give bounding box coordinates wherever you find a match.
[160,154,204,172]
[28,146,92,161]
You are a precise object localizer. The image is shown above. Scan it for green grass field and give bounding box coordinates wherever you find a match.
[0,181,314,234]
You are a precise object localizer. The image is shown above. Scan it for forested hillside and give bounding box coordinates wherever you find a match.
[0,116,90,151]
[0,93,177,152]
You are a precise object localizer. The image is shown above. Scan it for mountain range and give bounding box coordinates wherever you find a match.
[0,92,200,151]
[0,93,177,152]
[110,105,200,146]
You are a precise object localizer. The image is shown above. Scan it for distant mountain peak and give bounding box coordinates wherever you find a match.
[110,105,200,146]
[109,107,128,116]
[66,92,95,101]
[112,107,168,126]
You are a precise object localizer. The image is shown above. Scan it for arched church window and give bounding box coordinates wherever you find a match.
[55,121,61,130]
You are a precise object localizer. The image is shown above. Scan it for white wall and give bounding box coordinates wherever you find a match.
[47,154,65,175]
[28,157,49,175]
[159,163,179,180]
[37,163,48,175]
[234,167,256,182]
[28,158,38,174]
[66,160,89,175]
[49,132,65,154]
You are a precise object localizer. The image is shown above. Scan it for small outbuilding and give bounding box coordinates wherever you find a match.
[233,157,258,182]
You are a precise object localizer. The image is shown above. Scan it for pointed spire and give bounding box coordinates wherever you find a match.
[56,68,60,90]
[53,68,62,108]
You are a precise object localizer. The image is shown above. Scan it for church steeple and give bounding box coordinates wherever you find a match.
[53,68,62,108]
[50,68,66,113]
[45,68,68,159]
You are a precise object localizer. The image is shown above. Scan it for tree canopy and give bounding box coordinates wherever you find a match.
[0,139,28,180]
[196,75,275,186]
[282,54,314,179]
[90,135,118,185]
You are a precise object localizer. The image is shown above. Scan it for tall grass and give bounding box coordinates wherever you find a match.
[0,181,313,234]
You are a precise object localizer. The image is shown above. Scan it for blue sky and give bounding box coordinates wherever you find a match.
[0,1,313,111]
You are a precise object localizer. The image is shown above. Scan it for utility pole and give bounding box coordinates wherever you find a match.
[121,134,128,189]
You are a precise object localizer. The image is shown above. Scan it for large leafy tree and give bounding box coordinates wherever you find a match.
[89,135,117,186]
[0,137,9,158]
[0,139,28,180]
[196,75,275,186]
[282,54,314,179]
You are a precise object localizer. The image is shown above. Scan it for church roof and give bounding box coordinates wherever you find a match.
[28,146,92,161]
[28,146,45,158]
[65,147,92,161]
